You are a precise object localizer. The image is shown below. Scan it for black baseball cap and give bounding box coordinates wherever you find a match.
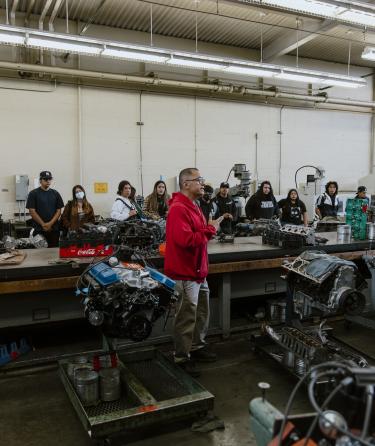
[220,182,230,188]
[357,186,367,193]
[40,170,53,180]
[204,184,214,194]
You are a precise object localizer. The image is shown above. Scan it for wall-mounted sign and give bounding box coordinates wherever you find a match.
[94,182,108,193]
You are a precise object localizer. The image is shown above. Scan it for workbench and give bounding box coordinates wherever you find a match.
[0,233,373,336]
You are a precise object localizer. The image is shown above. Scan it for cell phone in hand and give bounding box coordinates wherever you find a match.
[217,216,224,223]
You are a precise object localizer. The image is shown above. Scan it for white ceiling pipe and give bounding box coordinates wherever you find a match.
[39,0,54,31]
[276,92,327,102]
[10,0,19,26]
[38,0,54,65]
[0,60,373,109]
[48,0,64,65]
[49,0,64,32]
[24,0,36,27]
[325,97,375,108]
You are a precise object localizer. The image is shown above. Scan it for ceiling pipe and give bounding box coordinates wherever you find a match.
[79,0,108,35]
[10,0,19,26]
[48,0,64,66]
[38,0,54,65]
[0,60,373,109]
[24,0,36,27]
[39,0,54,31]
[48,0,64,32]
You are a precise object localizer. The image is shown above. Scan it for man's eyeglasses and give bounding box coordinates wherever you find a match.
[185,177,205,185]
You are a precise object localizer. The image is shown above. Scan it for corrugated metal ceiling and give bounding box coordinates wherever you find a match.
[1,0,374,67]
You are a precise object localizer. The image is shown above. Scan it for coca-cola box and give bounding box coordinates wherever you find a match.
[59,237,114,258]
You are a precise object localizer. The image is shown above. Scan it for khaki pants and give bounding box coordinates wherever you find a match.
[174,279,210,363]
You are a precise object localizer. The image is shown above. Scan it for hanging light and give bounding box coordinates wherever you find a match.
[362,46,375,61]
[0,25,367,89]
[245,0,375,28]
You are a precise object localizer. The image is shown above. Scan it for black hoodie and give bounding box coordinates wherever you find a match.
[245,182,279,220]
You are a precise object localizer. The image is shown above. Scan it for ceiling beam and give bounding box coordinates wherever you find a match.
[263,18,337,61]
[224,0,375,31]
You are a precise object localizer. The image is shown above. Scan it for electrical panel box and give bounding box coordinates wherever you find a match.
[15,175,29,201]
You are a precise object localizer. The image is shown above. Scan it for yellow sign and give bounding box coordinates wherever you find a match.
[94,182,108,193]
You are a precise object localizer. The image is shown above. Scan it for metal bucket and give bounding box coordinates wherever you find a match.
[99,368,121,402]
[98,354,112,369]
[75,369,99,406]
[67,356,89,380]
[337,225,351,244]
[367,223,375,240]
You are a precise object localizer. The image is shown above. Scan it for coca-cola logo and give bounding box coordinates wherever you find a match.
[77,248,96,255]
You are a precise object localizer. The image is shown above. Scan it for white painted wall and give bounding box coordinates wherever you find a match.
[0,82,371,219]
[0,80,79,219]
[80,88,140,213]
[281,109,372,193]
[0,19,373,219]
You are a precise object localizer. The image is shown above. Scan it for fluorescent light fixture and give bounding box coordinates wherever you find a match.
[362,46,375,62]
[0,31,24,45]
[101,47,168,63]
[0,24,367,89]
[277,68,366,88]
[320,78,366,88]
[226,65,278,78]
[248,0,375,28]
[27,36,102,55]
[277,71,324,83]
[167,56,226,70]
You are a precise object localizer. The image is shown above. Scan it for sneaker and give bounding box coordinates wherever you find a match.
[177,360,201,378]
[191,348,217,363]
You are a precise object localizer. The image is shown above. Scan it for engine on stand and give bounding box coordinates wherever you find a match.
[253,250,371,380]
[115,218,165,256]
[284,251,367,318]
[78,260,177,342]
[234,220,328,249]
[75,217,175,343]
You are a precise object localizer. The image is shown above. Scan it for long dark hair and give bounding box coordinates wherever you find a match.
[256,181,275,199]
[71,184,90,215]
[117,180,132,196]
[286,188,300,202]
[325,181,338,195]
[282,188,301,211]
[147,180,169,211]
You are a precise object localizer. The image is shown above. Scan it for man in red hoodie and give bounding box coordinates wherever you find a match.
[165,168,223,377]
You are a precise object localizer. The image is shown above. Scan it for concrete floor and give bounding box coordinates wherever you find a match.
[1,321,374,446]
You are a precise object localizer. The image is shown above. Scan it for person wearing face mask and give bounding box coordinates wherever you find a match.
[61,185,95,231]
[315,181,341,219]
[143,180,170,219]
[111,180,138,221]
[245,180,279,220]
[197,184,218,223]
[26,170,64,247]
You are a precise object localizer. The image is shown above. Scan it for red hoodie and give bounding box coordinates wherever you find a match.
[165,192,216,282]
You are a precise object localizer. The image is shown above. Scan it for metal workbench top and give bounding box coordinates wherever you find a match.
[0,232,373,281]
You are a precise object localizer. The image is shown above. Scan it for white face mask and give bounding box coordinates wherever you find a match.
[75,191,85,200]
